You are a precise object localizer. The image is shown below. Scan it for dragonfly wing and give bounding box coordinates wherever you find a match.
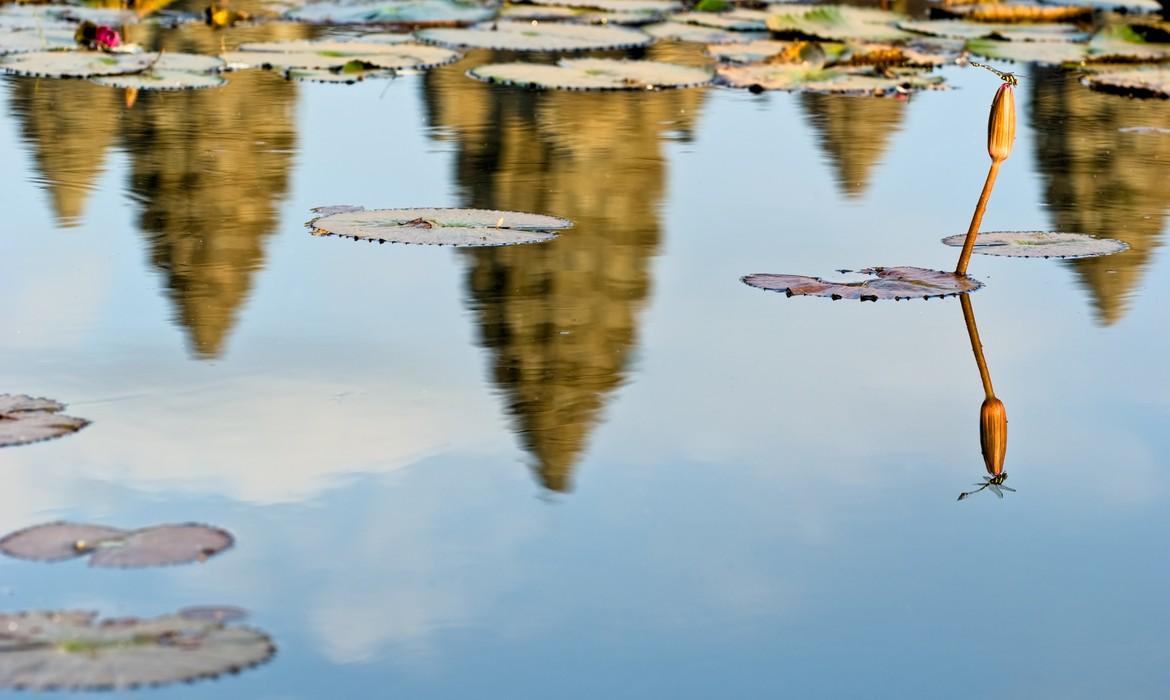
[990,484,1004,498]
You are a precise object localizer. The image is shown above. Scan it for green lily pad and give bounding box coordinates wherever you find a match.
[0,26,76,54]
[718,62,946,93]
[1088,24,1170,62]
[0,521,234,567]
[668,9,770,31]
[285,0,497,26]
[0,50,157,78]
[222,41,459,70]
[742,266,983,301]
[0,395,89,449]
[765,5,913,42]
[469,57,713,89]
[643,21,744,44]
[941,231,1130,258]
[0,610,273,690]
[898,19,1089,42]
[706,38,844,63]
[416,20,652,50]
[965,37,1088,64]
[1086,66,1170,97]
[308,206,573,246]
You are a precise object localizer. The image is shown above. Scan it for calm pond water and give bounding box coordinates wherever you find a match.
[2,3,1170,697]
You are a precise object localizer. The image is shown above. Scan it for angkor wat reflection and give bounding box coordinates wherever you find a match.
[423,46,706,491]
[1030,66,1170,325]
[800,92,906,198]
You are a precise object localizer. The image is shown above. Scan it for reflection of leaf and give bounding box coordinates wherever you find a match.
[742,267,982,301]
[0,522,234,567]
[0,610,273,690]
[940,231,1129,258]
[0,395,89,449]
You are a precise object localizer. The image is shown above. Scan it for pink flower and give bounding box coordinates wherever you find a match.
[94,26,121,50]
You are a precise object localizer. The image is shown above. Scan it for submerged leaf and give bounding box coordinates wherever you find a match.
[742,266,983,301]
[0,610,273,690]
[0,522,234,567]
[0,395,89,448]
[469,57,713,89]
[940,231,1130,258]
[1086,66,1170,97]
[309,207,572,246]
[285,0,496,25]
[416,20,652,51]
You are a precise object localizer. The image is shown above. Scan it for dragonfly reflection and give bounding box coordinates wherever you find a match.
[956,294,1015,501]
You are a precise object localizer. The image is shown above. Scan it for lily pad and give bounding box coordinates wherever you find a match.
[308,206,573,246]
[0,4,140,28]
[223,41,459,70]
[941,231,1130,258]
[0,610,273,690]
[499,4,659,23]
[1086,66,1170,97]
[765,5,913,42]
[669,9,770,31]
[0,522,234,567]
[89,54,228,90]
[469,57,713,88]
[938,3,1093,22]
[0,50,157,78]
[286,0,497,25]
[742,266,983,301]
[707,38,844,63]
[965,37,1087,64]
[416,20,652,50]
[898,19,1089,42]
[0,26,77,54]
[285,65,399,82]
[718,62,946,93]
[643,21,744,44]
[1088,24,1170,62]
[0,395,89,449]
[522,0,682,11]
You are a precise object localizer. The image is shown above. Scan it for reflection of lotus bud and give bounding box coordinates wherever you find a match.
[987,83,1015,163]
[980,397,1008,476]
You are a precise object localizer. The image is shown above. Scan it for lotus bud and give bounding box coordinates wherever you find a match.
[987,82,1016,163]
[979,397,1008,476]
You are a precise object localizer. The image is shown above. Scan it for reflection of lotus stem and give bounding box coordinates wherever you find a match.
[954,160,1001,276]
[960,293,994,400]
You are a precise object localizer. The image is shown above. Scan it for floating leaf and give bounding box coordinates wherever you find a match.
[285,0,497,25]
[965,37,1087,64]
[0,522,234,567]
[0,523,125,561]
[416,20,652,50]
[179,606,249,623]
[308,206,572,246]
[223,40,458,70]
[898,19,1088,42]
[837,42,953,67]
[707,38,844,63]
[718,62,946,93]
[1086,66,1170,97]
[0,4,140,28]
[644,21,743,44]
[742,266,983,301]
[941,231,1129,258]
[938,3,1092,22]
[285,65,398,82]
[668,9,770,31]
[1088,24,1170,62]
[469,57,713,89]
[0,610,273,690]
[522,0,682,12]
[765,5,912,42]
[0,27,76,54]
[0,395,89,449]
[0,50,157,78]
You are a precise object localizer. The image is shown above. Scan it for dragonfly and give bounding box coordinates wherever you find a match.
[968,60,1021,86]
[957,473,1016,500]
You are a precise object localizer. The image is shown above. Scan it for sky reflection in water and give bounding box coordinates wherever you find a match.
[1,21,1169,699]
